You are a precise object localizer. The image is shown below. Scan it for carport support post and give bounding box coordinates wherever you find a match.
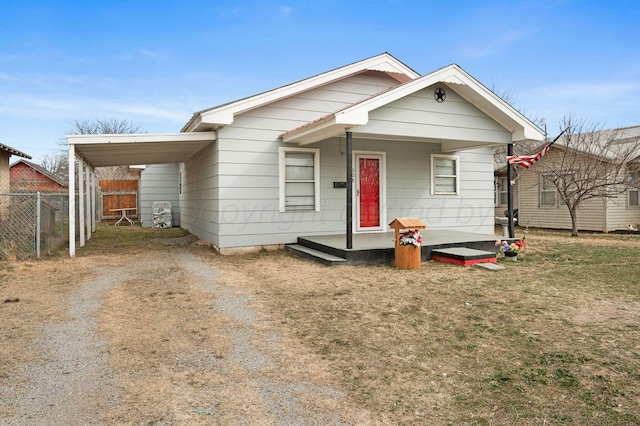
[85,165,91,241]
[346,131,353,249]
[78,158,85,247]
[90,169,96,233]
[68,142,76,257]
[507,143,515,238]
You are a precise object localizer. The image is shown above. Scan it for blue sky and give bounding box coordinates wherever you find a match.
[2,0,639,163]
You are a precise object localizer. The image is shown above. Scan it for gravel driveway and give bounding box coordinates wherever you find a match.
[0,248,370,425]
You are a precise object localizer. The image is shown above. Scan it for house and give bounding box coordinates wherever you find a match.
[10,159,67,192]
[499,125,640,232]
[67,53,545,256]
[1,143,31,193]
[1,143,31,217]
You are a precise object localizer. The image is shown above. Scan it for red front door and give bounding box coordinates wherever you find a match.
[359,157,380,228]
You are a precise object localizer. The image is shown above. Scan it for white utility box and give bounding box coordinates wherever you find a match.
[152,201,172,228]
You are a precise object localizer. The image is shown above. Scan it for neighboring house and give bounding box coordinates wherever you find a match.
[10,159,67,192]
[499,125,640,232]
[1,143,31,217]
[69,53,545,254]
[1,143,31,194]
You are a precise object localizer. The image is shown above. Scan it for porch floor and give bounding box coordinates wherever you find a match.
[292,229,501,265]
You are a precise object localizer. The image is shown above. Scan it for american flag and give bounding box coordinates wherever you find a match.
[507,129,567,169]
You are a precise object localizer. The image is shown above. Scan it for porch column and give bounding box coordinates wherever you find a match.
[507,143,515,238]
[346,131,353,249]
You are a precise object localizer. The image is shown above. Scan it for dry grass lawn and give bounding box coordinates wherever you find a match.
[1,225,639,425]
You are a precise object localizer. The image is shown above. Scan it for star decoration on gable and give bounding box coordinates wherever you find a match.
[434,88,446,103]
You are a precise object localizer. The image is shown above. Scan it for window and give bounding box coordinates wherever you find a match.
[539,174,557,207]
[279,148,320,212]
[629,172,639,208]
[431,155,459,195]
[496,177,508,205]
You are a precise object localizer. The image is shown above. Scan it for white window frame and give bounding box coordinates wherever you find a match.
[539,174,558,208]
[431,154,460,195]
[495,176,508,206]
[279,147,320,212]
[628,172,639,208]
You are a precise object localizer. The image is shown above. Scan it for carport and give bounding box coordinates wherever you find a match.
[67,132,216,256]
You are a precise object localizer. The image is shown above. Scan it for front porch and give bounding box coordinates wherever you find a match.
[287,229,501,265]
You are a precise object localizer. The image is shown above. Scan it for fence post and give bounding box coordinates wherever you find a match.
[60,194,64,243]
[36,191,41,258]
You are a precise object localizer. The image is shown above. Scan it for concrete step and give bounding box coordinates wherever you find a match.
[432,247,496,266]
[286,244,347,266]
[475,262,506,271]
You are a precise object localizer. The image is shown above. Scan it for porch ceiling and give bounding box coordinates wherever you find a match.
[281,122,510,151]
[67,132,216,168]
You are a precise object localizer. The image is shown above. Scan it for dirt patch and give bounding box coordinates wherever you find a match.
[567,299,640,326]
[0,241,372,425]
[0,257,97,383]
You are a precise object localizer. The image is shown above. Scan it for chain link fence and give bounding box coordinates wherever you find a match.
[0,160,79,259]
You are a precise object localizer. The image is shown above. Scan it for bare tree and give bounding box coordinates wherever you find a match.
[40,151,69,181]
[534,115,640,236]
[72,118,142,135]
[40,118,143,181]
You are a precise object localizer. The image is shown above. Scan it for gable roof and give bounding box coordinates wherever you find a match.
[182,52,420,132]
[553,125,640,162]
[11,159,68,187]
[0,143,31,159]
[281,64,545,147]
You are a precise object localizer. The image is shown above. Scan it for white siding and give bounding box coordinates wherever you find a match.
[139,164,180,227]
[385,143,496,233]
[185,71,404,248]
[515,149,629,232]
[604,194,640,231]
[353,85,512,144]
[180,141,220,246]
[214,134,496,248]
[230,71,404,136]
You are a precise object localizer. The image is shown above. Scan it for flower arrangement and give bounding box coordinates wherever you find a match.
[400,230,422,247]
[495,238,526,255]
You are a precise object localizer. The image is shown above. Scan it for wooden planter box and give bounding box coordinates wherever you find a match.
[389,218,426,270]
[395,244,422,269]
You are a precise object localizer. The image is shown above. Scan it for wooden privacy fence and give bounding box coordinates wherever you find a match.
[99,180,138,221]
